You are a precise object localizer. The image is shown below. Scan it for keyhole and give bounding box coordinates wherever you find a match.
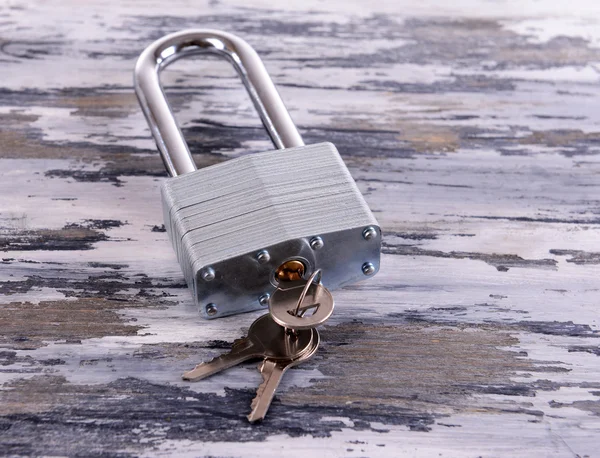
[275,260,306,282]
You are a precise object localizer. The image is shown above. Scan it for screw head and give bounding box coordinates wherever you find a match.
[310,236,324,250]
[200,267,215,282]
[256,250,271,264]
[205,303,218,316]
[362,262,376,276]
[259,293,270,306]
[362,226,377,241]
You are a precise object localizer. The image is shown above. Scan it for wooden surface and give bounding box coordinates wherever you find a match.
[1,1,600,456]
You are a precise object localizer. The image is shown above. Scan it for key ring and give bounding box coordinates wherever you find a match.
[269,271,334,330]
[293,269,322,317]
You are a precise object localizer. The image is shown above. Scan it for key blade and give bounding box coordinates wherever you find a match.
[231,337,247,349]
[182,339,258,382]
[247,359,287,423]
[247,329,320,422]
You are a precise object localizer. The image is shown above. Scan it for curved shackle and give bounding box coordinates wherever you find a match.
[134,29,304,177]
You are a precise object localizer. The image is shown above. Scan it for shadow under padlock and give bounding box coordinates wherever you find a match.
[134,29,381,319]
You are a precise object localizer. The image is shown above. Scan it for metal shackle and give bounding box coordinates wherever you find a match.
[134,29,304,177]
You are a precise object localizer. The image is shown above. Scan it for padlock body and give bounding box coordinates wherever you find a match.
[161,142,380,318]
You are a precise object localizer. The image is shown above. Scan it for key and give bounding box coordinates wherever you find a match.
[182,313,313,381]
[269,270,334,330]
[247,327,320,422]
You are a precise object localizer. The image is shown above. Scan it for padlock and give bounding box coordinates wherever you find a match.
[134,29,381,318]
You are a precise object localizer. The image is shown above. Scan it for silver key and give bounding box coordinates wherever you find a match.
[247,328,320,423]
[182,313,313,381]
[269,270,334,330]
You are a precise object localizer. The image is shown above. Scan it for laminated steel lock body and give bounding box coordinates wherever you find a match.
[134,29,381,318]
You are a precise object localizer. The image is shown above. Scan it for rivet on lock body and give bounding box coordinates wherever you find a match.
[134,29,381,319]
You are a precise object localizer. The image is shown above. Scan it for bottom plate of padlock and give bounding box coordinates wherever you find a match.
[194,225,379,318]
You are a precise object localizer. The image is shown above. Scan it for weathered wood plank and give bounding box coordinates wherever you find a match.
[1,0,600,456]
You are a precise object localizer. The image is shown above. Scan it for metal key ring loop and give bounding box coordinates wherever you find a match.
[134,29,304,177]
[269,271,334,330]
[293,269,322,317]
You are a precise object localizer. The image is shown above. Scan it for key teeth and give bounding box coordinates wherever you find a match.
[182,336,253,381]
[249,360,268,410]
[181,354,221,381]
[249,359,272,415]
